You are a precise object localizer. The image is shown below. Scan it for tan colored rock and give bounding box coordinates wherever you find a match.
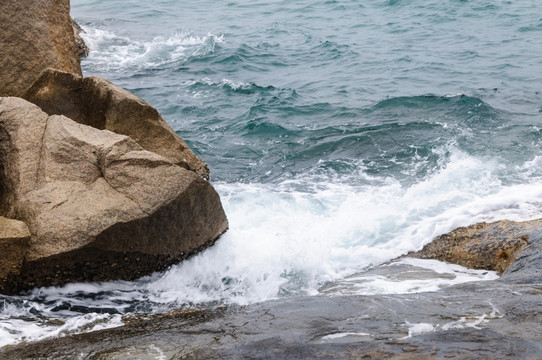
[0,217,31,293]
[0,97,228,294]
[23,69,210,179]
[408,220,536,273]
[0,0,82,97]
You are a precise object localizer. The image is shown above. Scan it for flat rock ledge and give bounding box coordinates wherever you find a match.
[1,219,540,359]
[0,97,228,294]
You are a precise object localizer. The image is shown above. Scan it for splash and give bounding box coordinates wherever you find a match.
[80,27,223,72]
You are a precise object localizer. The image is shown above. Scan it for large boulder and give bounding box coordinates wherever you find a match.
[0,97,228,294]
[23,69,210,179]
[0,0,82,97]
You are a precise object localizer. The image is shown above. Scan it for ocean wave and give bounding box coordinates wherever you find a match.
[187,77,279,94]
[2,145,542,346]
[371,94,499,115]
[80,26,223,72]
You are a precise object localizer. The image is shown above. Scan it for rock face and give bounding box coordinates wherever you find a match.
[0,97,228,293]
[0,217,30,294]
[0,0,82,97]
[407,220,537,273]
[23,69,209,179]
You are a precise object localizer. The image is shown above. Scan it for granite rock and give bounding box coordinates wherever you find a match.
[0,97,228,294]
[0,0,82,97]
[23,69,210,179]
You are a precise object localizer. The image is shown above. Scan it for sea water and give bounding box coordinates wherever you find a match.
[1,0,541,347]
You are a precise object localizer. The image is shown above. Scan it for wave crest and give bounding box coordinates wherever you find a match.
[80,27,223,72]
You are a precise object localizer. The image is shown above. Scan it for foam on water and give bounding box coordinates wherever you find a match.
[440,303,502,331]
[80,26,223,72]
[401,322,435,339]
[144,146,534,305]
[0,311,123,348]
[319,258,499,296]
[400,302,503,339]
[2,147,538,346]
[321,332,371,341]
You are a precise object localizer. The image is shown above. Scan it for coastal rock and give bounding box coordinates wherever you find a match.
[72,18,89,58]
[0,0,82,97]
[407,220,536,273]
[0,97,228,294]
[0,217,30,294]
[23,69,209,179]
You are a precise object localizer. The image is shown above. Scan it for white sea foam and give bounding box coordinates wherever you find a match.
[319,258,499,296]
[80,26,223,71]
[200,77,254,90]
[440,302,502,331]
[139,148,542,305]
[401,321,435,339]
[1,148,541,347]
[321,332,371,340]
[0,313,123,348]
[399,302,502,339]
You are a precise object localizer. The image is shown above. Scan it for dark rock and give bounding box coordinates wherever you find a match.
[72,18,89,58]
[0,0,82,97]
[0,217,30,294]
[0,97,228,294]
[23,69,209,179]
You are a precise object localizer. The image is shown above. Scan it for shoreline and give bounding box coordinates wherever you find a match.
[1,218,541,357]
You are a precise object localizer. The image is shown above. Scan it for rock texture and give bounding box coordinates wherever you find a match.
[0,97,228,294]
[72,19,89,58]
[407,220,537,273]
[0,0,82,97]
[0,217,30,294]
[23,69,209,179]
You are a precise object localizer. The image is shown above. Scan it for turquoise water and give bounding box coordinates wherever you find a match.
[2,0,542,346]
[74,0,542,185]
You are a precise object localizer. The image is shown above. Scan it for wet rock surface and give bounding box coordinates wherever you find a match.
[1,281,540,359]
[1,220,540,359]
[72,19,89,58]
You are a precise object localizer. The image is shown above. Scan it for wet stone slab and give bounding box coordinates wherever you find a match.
[1,279,541,359]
